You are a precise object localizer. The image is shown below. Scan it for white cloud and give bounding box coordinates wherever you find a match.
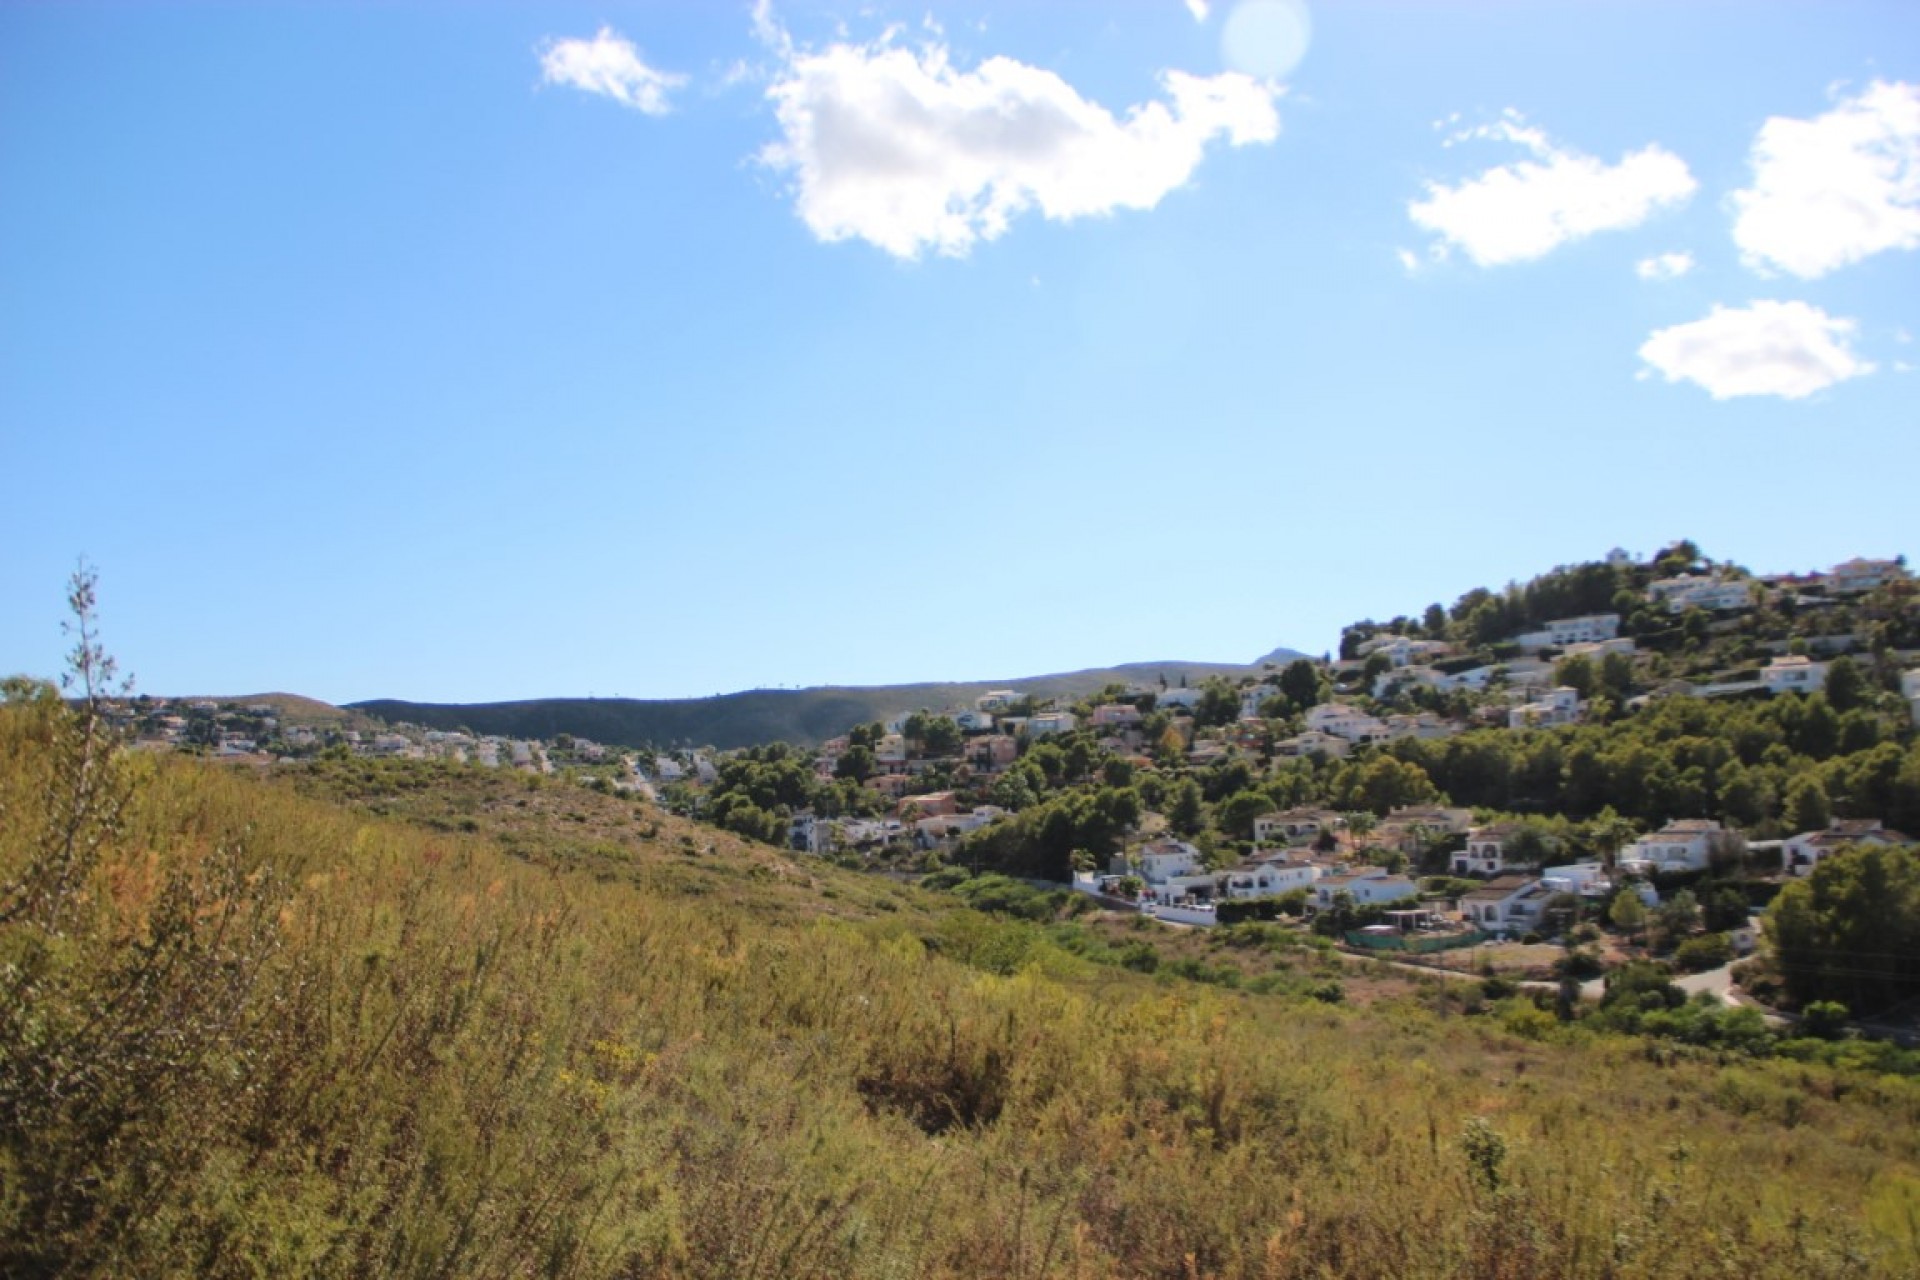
[1731,80,1920,279]
[758,37,1280,258]
[1186,0,1212,22]
[1637,300,1874,400]
[751,0,792,57]
[1635,251,1695,281]
[539,28,686,115]
[1409,114,1696,266]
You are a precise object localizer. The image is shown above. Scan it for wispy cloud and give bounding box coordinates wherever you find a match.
[539,28,686,115]
[1731,80,1920,279]
[1409,113,1696,266]
[1638,300,1873,400]
[758,34,1280,259]
[1635,251,1695,281]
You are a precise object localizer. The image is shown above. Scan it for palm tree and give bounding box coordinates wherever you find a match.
[1341,811,1378,855]
[1588,809,1638,872]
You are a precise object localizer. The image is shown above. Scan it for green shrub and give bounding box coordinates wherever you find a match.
[1674,932,1734,973]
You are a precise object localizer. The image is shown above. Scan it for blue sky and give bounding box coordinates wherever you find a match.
[3,0,1916,704]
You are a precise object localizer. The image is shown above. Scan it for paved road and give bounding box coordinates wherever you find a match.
[1576,958,1740,1003]
[1674,962,1740,1004]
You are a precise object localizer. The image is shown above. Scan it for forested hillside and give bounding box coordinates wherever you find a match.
[350,655,1304,751]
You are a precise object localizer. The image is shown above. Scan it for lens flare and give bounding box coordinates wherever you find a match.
[1221,0,1311,81]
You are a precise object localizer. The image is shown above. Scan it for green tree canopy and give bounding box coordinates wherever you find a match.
[1766,843,1920,1015]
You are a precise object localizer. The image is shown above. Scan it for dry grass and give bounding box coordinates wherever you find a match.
[5,711,1918,1279]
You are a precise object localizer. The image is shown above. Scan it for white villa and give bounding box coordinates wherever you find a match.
[1312,868,1419,911]
[1254,808,1337,849]
[1619,820,1737,875]
[1648,575,1754,614]
[1540,862,1611,896]
[1460,876,1552,935]
[1761,655,1827,695]
[1219,857,1322,900]
[1783,820,1915,878]
[1826,557,1907,595]
[1454,823,1532,876]
[1273,729,1352,759]
[1305,703,1391,744]
[1508,686,1582,730]
[1512,614,1620,651]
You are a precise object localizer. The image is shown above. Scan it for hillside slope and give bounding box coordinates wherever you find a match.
[350,652,1306,749]
[5,691,1918,1278]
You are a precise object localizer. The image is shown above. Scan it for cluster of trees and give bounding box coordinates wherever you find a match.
[951,785,1143,880]
[1377,688,1920,835]
[1766,843,1920,1016]
[701,741,887,843]
[1342,553,1654,658]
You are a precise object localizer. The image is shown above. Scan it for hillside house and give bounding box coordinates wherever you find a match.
[1460,876,1551,934]
[1131,838,1204,882]
[1648,575,1754,614]
[1305,703,1391,744]
[1185,740,1230,767]
[1156,687,1202,709]
[1508,686,1582,730]
[1540,862,1611,896]
[1761,655,1828,695]
[914,807,1003,847]
[1358,634,1452,668]
[898,792,958,819]
[1619,820,1738,875]
[1385,712,1459,740]
[1254,808,1337,849]
[1454,823,1531,876]
[1388,805,1475,834]
[864,773,912,801]
[1559,638,1638,665]
[1374,665,1442,697]
[1274,729,1352,759]
[1091,703,1143,728]
[875,734,908,770]
[1120,838,1222,905]
[952,709,996,732]
[1457,664,1509,690]
[1827,557,1907,594]
[1783,820,1915,877]
[1313,868,1419,911]
[1512,614,1620,651]
[975,690,1018,712]
[1219,857,1321,900]
[1027,711,1077,737]
[967,734,1019,771]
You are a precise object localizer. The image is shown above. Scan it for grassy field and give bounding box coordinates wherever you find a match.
[5,697,1919,1278]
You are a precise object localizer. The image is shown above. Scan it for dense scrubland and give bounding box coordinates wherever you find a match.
[5,685,1920,1278]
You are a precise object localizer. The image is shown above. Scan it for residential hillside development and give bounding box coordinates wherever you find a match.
[148,543,1920,1012]
[664,544,1920,1005]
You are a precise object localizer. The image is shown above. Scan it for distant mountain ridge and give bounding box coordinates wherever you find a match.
[348,650,1308,751]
